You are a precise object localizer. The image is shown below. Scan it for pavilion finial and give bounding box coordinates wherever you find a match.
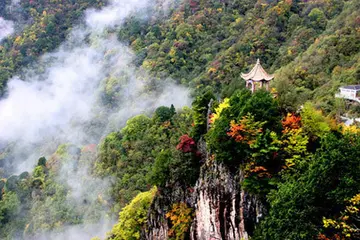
[256,58,260,65]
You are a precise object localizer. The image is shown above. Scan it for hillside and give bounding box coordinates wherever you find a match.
[0,0,359,240]
[119,0,360,112]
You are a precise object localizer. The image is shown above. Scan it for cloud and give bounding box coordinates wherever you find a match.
[31,219,115,240]
[86,0,148,30]
[0,17,14,41]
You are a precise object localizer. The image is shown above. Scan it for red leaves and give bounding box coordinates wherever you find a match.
[250,166,272,178]
[176,135,196,153]
[227,115,264,145]
[227,121,247,142]
[282,113,301,133]
[82,144,97,152]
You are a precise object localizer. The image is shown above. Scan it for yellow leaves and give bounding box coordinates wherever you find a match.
[110,187,157,240]
[350,193,360,205]
[162,120,171,129]
[142,60,156,69]
[283,128,309,168]
[321,193,360,239]
[14,36,22,45]
[211,98,230,123]
[272,6,284,15]
[346,205,359,214]
[235,18,242,24]
[323,218,337,228]
[166,202,193,240]
[169,47,176,57]
[207,67,217,74]
[172,12,184,23]
[295,66,307,75]
[342,124,360,134]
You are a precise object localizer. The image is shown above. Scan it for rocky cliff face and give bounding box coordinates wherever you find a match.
[190,159,265,240]
[145,182,190,240]
[145,154,266,240]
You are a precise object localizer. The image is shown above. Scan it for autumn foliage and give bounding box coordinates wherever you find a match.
[319,193,360,240]
[282,113,301,133]
[227,114,264,145]
[176,135,196,153]
[166,202,193,240]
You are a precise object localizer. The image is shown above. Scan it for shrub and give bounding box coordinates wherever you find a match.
[109,187,157,240]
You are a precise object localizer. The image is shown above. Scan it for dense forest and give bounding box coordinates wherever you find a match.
[0,0,359,239]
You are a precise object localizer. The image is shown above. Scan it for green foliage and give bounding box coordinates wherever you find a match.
[191,90,215,140]
[117,0,359,114]
[37,157,47,167]
[154,105,176,123]
[121,115,152,141]
[96,107,195,210]
[206,89,281,164]
[301,102,331,139]
[0,191,20,224]
[97,132,123,174]
[254,132,360,239]
[109,187,157,240]
[5,176,19,192]
[308,8,327,31]
[148,150,172,187]
[0,142,110,239]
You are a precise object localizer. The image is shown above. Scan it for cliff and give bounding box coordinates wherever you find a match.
[145,148,265,240]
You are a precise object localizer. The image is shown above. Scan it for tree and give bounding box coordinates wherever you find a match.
[191,90,215,140]
[0,191,20,224]
[166,202,193,240]
[301,102,331,140]
[154,106,176,123]
[109,187,157,240]
[148,150,172,187]
[254,132,360,239]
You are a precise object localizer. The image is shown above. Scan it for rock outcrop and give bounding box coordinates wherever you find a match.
[145,154,265,240]
[190,159,265,240]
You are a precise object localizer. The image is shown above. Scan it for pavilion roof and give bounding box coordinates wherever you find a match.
[241,59,274,81]
[340,85,360,91]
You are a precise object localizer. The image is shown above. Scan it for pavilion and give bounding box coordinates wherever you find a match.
[241,59,274,93]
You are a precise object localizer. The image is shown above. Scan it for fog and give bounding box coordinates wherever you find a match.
[0,0,190,239]
[0,0,190,172]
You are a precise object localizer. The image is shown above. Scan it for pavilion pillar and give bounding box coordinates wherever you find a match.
[266,81,269,91]
[260,81,263,88]
[252,81,255,93]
